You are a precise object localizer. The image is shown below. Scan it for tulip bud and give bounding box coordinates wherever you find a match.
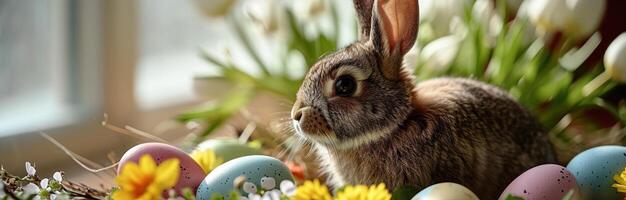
[472,0,503,46]
[604,33,626,83]
[245,0,284,35]
[420,35,462,72]
[419,0,470,38]
[563,0,606,39]
[525,0,605,40]
[193,0,238,18]
[526,0,568,35]
[293,0,328,21]
[403,45,421,71]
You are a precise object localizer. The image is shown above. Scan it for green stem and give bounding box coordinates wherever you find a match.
[228,15,272,76]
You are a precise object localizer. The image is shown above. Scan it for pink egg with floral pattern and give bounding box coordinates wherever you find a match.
[499,164,581,200]
[117,142,205,194]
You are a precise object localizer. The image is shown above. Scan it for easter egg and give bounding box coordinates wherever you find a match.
[412,182,479,200]
[196,155,294,200]
[118,143,205,193]
[499,164,580,200]
[196,138,263,162]
[566,145,626,199]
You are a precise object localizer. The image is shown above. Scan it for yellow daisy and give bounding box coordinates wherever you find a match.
[335,183,391,200]
[113,155,180,200]
[294,179,333,200]
[613,166,626,197]
[190,149,223,174]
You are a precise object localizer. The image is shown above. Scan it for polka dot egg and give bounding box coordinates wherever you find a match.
[567,145,626,199]
[117,143,206,194]
[196,155,294,200]
[499,164,580,200]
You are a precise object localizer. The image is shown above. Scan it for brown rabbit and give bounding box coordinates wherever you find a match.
[289,0,556,199]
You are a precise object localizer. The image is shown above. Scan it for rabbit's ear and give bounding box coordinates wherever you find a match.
[353,0,375,40]
[370,0,419,79]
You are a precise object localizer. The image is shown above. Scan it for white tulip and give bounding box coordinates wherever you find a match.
[293,0,328,21]
[525,0,605,39]
[563,0,606,39]
[403,45,420,71]
[193,0,238,17]
[472,0,503,46]
[245,0,285,35]
[506,0,524,14]
[604,33,626,83]
[419,0,470,38]
[526,0,568,35]
[420,35,462,71]
[472,0,494,29]
[291,0,333,38]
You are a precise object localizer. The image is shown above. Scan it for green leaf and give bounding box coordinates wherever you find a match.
[229,15,271,76]
[391,186,419,200]
[211,193,225,200]
[182,188,197,200]
[503,194,525,200]
[561,189,574,200]
[229,190,241,200]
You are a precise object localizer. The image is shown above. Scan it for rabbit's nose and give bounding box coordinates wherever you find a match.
[291,99,304,121]
[293,107,311,122]
[293,109,303,121]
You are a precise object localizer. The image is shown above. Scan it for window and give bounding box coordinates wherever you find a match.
[135,0,226,110]
[0,0,100,136]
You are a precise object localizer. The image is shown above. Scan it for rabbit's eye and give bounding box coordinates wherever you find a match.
[334,75,356,97]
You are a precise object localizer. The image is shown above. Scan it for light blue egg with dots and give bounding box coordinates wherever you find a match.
[566,145,626,199]
[195,155,294,200]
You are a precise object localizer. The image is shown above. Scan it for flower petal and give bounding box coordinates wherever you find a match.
[139,155,157,174]
[280,180,296,196]
[53,172,63,182]
[25,162,36,176]
[154,158,180,188]
[0,182,6,197]
[112,190,134,200]
[40,178,49,189]
[22,183,40,195]
[117,163,143,186]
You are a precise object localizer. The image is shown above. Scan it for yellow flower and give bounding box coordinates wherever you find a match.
[113,155,180,200]
[190,149,223,174]
[294,179,332,200]
[613,166,626,195]
[335,183,391,200]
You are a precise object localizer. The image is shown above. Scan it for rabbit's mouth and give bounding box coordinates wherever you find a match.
[292,120,337,146]
[291,104,339,145]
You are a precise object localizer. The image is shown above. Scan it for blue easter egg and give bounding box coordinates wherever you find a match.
[195,155,294,200]
[566,145,626,199]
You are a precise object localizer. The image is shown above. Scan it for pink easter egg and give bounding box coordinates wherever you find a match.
[499,164,581,200]
[117,143,205,194]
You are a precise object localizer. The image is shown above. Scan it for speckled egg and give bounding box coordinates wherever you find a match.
[117,143,205,194]
[196,139,263,162]
[566,145,626,199]
[412,182,479,200]
[499,164,580,200]
[196,155,294,200]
